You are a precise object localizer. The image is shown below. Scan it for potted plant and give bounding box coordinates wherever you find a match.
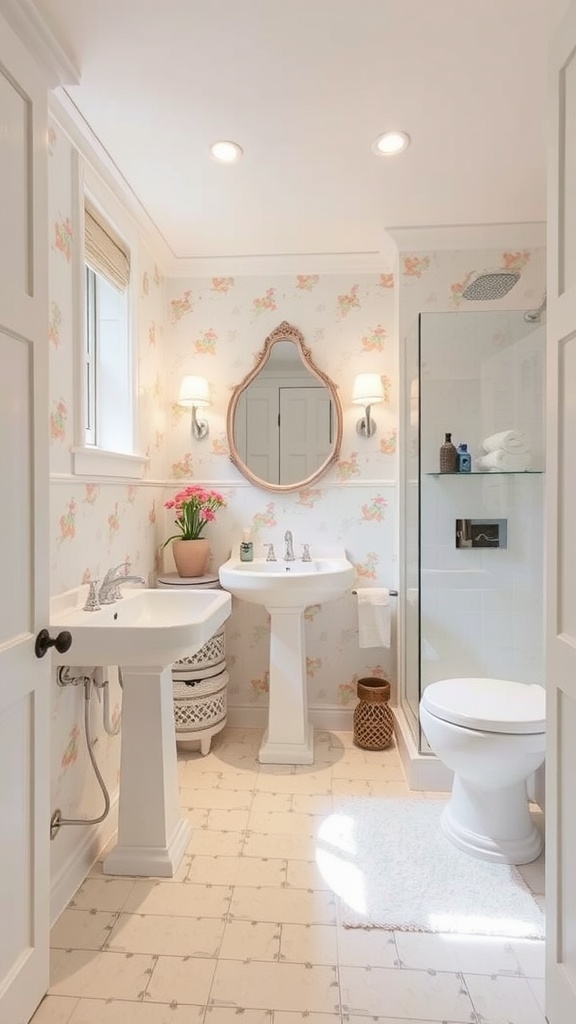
[162,485,226,577]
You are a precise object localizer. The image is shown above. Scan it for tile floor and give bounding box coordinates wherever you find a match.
[32,728,546,1024]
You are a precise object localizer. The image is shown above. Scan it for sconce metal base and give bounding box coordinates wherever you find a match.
[192,418,209,440]
[356,413,376,437]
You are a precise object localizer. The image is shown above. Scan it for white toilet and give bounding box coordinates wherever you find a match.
[420,677,546,864]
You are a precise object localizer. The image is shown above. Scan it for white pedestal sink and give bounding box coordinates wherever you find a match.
[219,551,354,764]
[50,586,231,876]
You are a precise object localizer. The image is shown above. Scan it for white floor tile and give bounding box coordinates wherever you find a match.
[186,829,245,857]
[105,911,224,957]
[464,973,547,1023]
[69,878,135,913]
[286,859,333,891]
[145,954,217,1005]
[340,965,475,1020]
[509,938,546,978]
[29,995,79,1024]
[50,909,117,951]
[230,886,336,926]
[219,919,281,961]
[205,1009,270,1024]
[337,926,398,968]
[49,949,155,1000]
[68,999,205,1023]
[394,931,523,976]
[279,923,338,965]
[124,880,231,918]
[210,960,341,1013]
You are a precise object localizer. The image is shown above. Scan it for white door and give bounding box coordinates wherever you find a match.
[279,387,332,486]
[243,386,280,482]
[546,3,576,1020]
[0,15,51,1024]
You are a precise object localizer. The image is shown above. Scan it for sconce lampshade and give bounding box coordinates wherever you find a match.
[352,373,385,406]
[178,375,211,408]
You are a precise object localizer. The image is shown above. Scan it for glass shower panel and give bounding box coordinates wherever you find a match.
[417,311,545,754]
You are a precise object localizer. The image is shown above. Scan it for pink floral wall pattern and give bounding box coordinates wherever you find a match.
[169,290,193,323]
[336,284,360,318]
[211,277,235,293]
[49,301,62,347]
[252,288,277,316]
[194,328,218,355]
[50,398,67,441]
[53,216,73,262]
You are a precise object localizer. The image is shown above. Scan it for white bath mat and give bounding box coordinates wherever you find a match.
[316,798,544,938]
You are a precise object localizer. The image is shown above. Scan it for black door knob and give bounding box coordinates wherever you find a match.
[34,629,73,659]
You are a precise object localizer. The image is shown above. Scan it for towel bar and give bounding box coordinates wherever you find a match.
[352,588,398,596]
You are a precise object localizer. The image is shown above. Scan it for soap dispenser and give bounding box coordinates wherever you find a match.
[457,443,472,473]
[240,529,254,562]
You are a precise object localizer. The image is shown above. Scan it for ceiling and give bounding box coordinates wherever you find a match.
[33,0,547,263]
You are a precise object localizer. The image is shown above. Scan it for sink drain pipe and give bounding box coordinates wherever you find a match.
[50,670,112,840]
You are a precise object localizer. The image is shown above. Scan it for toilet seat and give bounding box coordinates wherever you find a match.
[421,678,545,734]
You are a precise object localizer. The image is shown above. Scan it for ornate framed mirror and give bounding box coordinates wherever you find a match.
[227,321,343,492]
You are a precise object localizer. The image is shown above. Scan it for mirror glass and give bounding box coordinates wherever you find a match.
[227,321,343,491]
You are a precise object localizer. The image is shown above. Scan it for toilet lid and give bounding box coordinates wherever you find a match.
[421,678,546,734]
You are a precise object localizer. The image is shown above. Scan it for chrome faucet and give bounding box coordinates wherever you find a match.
[98,563,146,605]
[284,530,295,561]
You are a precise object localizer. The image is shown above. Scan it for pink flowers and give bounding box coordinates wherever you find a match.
[162,486,226,546]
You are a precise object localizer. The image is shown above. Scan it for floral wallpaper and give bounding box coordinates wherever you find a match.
[162,271,398,713]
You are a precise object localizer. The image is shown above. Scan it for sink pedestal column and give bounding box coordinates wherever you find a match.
[104,665,191,876]
[259,608,314,765]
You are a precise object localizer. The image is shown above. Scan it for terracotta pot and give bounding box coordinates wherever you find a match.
[172,538,210,578]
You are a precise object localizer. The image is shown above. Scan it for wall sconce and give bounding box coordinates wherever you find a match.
[352,373,385,437]
[178,375,211,439]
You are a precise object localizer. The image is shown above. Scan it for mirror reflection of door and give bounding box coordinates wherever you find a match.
[232,339,333,486]
[235,383,332,486]
[279,387,332,485]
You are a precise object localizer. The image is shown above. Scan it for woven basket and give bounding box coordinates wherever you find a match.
[353,677,394,750]
[173,669,228,734]
[173,626,225,672]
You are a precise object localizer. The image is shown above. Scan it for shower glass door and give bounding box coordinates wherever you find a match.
[415,310,545,754]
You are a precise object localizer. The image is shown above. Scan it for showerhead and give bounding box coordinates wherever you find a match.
[461,269,521,301]
[524,294,546,323]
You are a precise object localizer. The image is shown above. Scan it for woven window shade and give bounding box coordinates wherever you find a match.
[85,204,130,292]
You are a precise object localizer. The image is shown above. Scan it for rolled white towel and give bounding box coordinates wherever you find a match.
[481,430,530,455]
[476,450,532,472]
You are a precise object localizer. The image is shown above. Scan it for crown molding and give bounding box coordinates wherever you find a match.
[49,89,175,273]
[168,248,396,278]
[385,221,546,253]
[1,0,79,86]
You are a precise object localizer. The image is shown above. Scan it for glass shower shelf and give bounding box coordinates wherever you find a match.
[425,470,543,477]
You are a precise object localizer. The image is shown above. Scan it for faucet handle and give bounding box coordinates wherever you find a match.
[301,544,312,562]
[264,543,277,562]
[83,579,101,612]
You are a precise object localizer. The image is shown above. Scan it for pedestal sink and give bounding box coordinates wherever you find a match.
[50,586,231,877]
[219,550,354,764]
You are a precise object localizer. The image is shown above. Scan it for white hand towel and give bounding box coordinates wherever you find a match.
[481,430,530,455]
[476,450,532,472]
[356,588,391,648]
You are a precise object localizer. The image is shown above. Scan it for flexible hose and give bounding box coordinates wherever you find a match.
[57,677,111,828]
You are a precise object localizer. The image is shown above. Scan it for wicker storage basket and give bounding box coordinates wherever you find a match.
[353,677,394,750]
[173,669,228,734]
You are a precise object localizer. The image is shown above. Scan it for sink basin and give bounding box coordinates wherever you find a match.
[219,555,355,609]
[50,586,232,667]
[48,584,232,880]
[219,549,355,767]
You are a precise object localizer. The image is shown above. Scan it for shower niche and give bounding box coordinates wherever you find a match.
[400,310,545,755]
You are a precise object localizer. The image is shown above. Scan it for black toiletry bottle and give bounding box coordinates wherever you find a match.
[457,443,472,473]
[439,433,458,473]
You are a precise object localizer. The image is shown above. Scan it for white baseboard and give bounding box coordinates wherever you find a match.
[393,703,453,793]
[226,705,354,732]
[50,794,119,925]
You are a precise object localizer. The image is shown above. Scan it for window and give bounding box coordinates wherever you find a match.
[72,189,147,478]
[84,203,131,451]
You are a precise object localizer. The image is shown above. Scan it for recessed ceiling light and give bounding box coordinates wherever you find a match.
[209,140,243,164]
[372,131,410,157]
